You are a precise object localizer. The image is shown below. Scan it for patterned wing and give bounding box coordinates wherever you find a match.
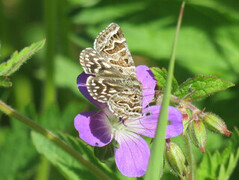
[80,23,143,119]
[94,23,136,76]
[86,76,136,103]
[86,76,129,103]
[87,76,110,103]
[108,91,142,119]
[80,48,116,76]
[87,75,143,118]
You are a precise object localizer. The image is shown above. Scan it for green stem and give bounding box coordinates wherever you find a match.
[36,156,51,180]
[183,132,195,180]
[58,0,70,56]
[145,2,185,180]
[40,1,59,178]
[42,0,57,110]
[0,100,112,180]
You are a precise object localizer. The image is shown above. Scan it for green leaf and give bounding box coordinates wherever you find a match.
[0,76,12,87]
[39,102,84,133]
[150,67,179,93]
[71,1,239,82]
[0,39,46,76]
[197,128,239,180]
[189,0,239,22]
[72,2,144,24]
[55,55,82,95]
[94,142,115,162]
[174,75,235,101]
[31,131,117,180]
[0,120,36,180]
[68,0,100,7]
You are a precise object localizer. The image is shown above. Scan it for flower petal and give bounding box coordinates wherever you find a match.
[77,72,106,108]
[114,131,150,177]
[136,65,156,108]
[124,105,160,138]
[125,105,183,138]
[74,110,113,147]
[166,106,183,139]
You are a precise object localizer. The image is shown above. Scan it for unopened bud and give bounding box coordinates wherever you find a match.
[183,108,193,135]
[178,107,193,136]
[188,120,207,153]
[165,141,187,177]
[203,113,232,136]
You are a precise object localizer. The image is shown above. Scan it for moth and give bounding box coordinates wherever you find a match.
[80,23,143,119]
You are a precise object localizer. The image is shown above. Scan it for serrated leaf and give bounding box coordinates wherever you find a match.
[31,131,117,180]
[94,141,115,162]
[174,75,235,101]
[0,76,12,87]
[198,128,239,180]
[150,67,179,93]
[0,39,46,76]
[57,133,105,166]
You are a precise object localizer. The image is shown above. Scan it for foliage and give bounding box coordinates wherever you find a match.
[197,128,239,180]
[151,67,235,101]
[0,120,37,180]
[31,132,118,180]
[0,0,238,179]
[0,39,45,87]
[174,76,235,101]
[151,67,179,93]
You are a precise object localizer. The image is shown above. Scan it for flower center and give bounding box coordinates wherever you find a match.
[108,115,127,134]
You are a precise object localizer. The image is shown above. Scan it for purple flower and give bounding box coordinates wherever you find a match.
[74,65,183,177]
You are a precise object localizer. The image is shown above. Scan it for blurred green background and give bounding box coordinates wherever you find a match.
[0,0,238,179]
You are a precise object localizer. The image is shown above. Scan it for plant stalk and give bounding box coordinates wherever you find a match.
[0,100,112,180]
[145,2,186,179]
[42,0,57,110]
[183,132,195,179]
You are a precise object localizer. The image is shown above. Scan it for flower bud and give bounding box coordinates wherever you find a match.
[182,108,193,135]
[165,141,187,177]
[203,113,232,136]
[188,120,207,153]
